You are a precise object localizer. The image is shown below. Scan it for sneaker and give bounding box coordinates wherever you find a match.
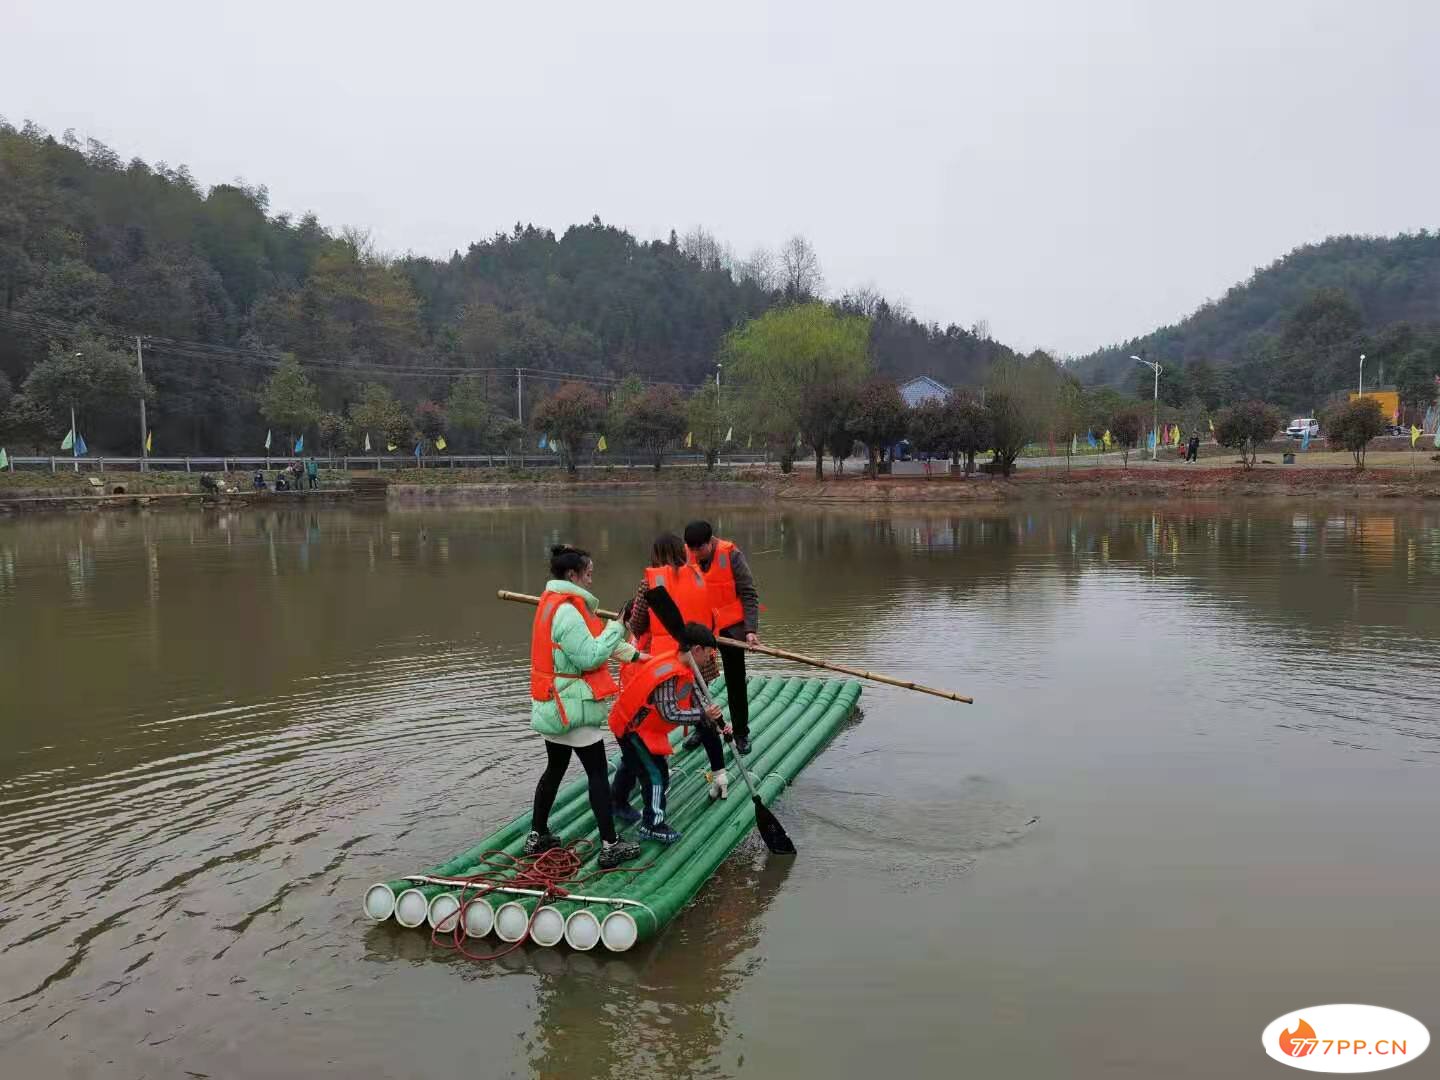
[639,821,683,844]
[706,768,729,801]
[523,830,560,856]
[598,839,641,868]
[612,802,642,825]
[732,733,751,755]
[682,729,704,752]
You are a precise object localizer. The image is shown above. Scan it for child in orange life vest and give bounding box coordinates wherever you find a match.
[609,623,723,843]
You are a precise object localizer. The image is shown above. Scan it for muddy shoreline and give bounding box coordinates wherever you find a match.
[4,465,1439,514]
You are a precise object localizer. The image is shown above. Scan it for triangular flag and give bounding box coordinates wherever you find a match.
[1148,430,1156,450]
[747,433,753,448]
[1434,425,1440,450]
[435,434,447,450]
[60,428,74,451]
[539,433,548,449]
[145,430,153,453]
[75,433,88,456]
[414,442,422,458]
[1208,417,1215,434]
[386,440,398,451]
[1071,434,1078,454]
[0,448,8,470]
[685,431,693,448]
[264,429,272,450]
[1411,424,1422,448]
[725,426,733,442]
[294,435,303,453]
[597,434,608,451]
[1301,427,1311,451]
[364,432,371,452]
[1102,429,1112,448]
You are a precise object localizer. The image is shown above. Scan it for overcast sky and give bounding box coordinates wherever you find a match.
[5,0,1438,355]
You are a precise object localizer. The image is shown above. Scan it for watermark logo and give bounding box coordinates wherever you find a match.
[1263,1005,1428,1073]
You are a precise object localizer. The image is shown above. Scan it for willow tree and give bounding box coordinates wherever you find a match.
[723,302,870,479]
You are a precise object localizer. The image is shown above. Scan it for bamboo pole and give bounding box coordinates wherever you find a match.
[496,589,974,704]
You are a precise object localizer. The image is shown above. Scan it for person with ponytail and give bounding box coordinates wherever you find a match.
[527,544,642,868]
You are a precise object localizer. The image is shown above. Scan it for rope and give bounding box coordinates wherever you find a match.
[428,839,649,961]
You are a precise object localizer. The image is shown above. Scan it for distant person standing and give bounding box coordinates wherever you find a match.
[1187,433,1200,463]
[306,457,319,489]
[683,520,760,755]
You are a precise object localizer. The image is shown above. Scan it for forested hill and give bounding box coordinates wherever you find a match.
[0,120,1013,453]
[1069,234,1440,406]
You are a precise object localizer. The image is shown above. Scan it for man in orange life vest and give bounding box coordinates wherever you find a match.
[609,623,724,843]
[683,520,761,755]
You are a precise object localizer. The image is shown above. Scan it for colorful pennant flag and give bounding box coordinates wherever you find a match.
[539,433,548,449]
[1086,430,1096,449]
[1102,429,1112,448]
[264,429,272,451]
[145,430,153,453]
[294,435,304,453]
[1208,417,1215,434]
[747,433,753,448]
[413,442,422,459]
[1148,430,1156,451]
[725,426,733,442]
[1411,424,1422,448]
[1434,425,1440,450]
[60,428,74,451]
[75,433,88,456]
[1071,434,1078,455]
[597,434,608,451]
[364,432,371,452]
[435,435,447,451]
[685,431,693,448]
[0,448,8,470]
[1301,427,1311,451]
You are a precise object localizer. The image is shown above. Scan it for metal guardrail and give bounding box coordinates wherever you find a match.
[1,452,777,473]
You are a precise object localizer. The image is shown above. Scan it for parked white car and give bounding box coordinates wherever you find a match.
[1285,417,1320,439]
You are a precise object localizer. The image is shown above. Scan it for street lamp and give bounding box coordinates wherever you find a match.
[1131,354,1162,460]
[715,361,722,389]
[1358,352,1366,398]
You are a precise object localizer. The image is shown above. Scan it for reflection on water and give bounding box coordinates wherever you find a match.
[1,501,1439,1078]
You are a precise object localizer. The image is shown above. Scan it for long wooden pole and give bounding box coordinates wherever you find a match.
[496,589,973,704]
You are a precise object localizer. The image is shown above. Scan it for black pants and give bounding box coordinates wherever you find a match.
[718,624,749,739]
[613,733,671,827]
[532,739,617,843]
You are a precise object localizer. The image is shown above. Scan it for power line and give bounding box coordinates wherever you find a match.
[0,310,706,390]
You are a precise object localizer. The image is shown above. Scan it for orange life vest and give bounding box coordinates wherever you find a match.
[643,563,713,654]
[529,588,620,726]
[608,654,697,756]
[690,537,745,631]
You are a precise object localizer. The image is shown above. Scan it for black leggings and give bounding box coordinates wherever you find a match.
[532,740,617,844]
[719,630,749,738]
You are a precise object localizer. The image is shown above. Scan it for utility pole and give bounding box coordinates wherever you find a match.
[136,336,148,472]
[516,368,523,424]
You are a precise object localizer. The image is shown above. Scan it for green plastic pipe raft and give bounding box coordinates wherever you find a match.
[363,675,861,951]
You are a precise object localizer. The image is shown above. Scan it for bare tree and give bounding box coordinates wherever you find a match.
[680,227,732,273]
[780,234,824,299]
[839,284,883,318]
[736,246,777,291]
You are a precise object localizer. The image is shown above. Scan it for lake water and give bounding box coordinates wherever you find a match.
[2,500,1438,1078]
